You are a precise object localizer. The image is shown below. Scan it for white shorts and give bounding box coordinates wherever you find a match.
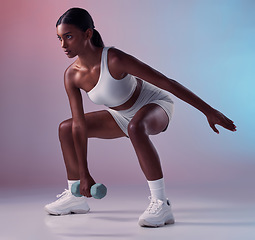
[107,81,174,137]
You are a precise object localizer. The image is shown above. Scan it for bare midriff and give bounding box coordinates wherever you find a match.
[109,78,143,111]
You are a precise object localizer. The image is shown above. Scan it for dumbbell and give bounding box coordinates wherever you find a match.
[71,180,107,199]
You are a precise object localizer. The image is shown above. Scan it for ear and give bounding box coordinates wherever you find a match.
[84,28,93,40]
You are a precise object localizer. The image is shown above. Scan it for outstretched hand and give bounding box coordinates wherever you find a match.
[206,108,237,134]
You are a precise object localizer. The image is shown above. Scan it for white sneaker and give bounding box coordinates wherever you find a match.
[44,189,90,215]
[138,197,175,227]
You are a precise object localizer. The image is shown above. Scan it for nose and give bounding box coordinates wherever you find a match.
[61,40,67,49]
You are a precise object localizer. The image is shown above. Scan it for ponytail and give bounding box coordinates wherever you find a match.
[92,29,104,47]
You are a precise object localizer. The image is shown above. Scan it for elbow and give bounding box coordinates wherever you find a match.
[157,78,177,93]
[166,78,180,92]
[168,78,178,85]
[72,124,82,133]
[72,120,87,135]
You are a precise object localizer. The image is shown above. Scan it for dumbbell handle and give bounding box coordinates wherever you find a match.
[71,181,107,199]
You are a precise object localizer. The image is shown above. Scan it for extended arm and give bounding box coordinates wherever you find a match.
[110,49,236,133]
[64,68,95,196]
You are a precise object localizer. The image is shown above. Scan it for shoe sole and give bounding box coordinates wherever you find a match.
[45,207,90,216]
[139,218,175,227]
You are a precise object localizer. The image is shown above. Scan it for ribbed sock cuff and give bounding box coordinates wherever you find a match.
[68,180,78,191]
[147,178,167,201]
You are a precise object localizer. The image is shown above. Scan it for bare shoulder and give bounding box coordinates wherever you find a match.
[64,62,82,89]
[108,47,142,67]
[107,47,133,76]
[108,47,129,63]
[64,63,76,82]
[107,47,149,78]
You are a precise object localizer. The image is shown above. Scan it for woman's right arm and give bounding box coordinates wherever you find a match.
[64,68,95,197]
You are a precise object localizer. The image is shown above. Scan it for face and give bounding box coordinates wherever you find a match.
[56,24,91,58]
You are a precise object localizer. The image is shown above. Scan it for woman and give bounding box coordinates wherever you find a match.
[45,8,236,227]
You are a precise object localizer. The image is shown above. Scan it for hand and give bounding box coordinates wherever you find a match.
[79,175,96,197]
[206,108,237,134]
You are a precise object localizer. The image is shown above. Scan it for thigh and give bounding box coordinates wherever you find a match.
[62,110,126,139]
[130,103,169,136]
[85,110,126,139]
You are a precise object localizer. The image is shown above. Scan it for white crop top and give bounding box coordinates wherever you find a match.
[87,47,137,107]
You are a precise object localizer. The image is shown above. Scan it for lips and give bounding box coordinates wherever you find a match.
[64,50,71,55]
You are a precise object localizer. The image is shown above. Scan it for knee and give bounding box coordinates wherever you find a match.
[58,119,72,141]
[128,119,146,138]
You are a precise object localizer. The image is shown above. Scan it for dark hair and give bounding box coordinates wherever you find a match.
[56,8,104,47]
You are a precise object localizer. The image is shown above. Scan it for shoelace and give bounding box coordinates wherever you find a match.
[146,197,163,214]
[56,189,70,201]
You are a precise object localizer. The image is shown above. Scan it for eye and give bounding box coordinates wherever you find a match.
[57,36,62,41]
[66,35,72,40]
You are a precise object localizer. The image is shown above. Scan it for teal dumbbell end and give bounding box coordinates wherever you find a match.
[71,180,107,199]
[90,183,107,199]
[71,180,83,197]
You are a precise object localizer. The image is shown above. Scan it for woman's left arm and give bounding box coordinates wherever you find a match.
[110,49,236,133]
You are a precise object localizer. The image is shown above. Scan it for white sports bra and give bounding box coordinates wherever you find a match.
[87,47,137,108]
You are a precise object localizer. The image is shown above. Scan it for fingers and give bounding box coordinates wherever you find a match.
[210,122,219,134]
[207,110,237,133]
[80,176,96,197]
[80,187,92,198]
[83,189,92,198]
[225,122,237,131]
[82,191,92,198]
[210,118,237,134]
[221,116,237,132]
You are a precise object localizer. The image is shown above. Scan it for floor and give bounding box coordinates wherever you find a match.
[0,185,254,240]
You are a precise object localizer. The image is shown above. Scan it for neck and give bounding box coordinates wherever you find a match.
[76,45,103,70]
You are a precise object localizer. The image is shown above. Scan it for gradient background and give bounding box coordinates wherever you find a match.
[0,0,254,192]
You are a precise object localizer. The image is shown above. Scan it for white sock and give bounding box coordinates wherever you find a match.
[147,178,167,202]
[68,180,78,191]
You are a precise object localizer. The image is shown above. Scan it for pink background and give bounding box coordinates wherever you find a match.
[0,0,254,190]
